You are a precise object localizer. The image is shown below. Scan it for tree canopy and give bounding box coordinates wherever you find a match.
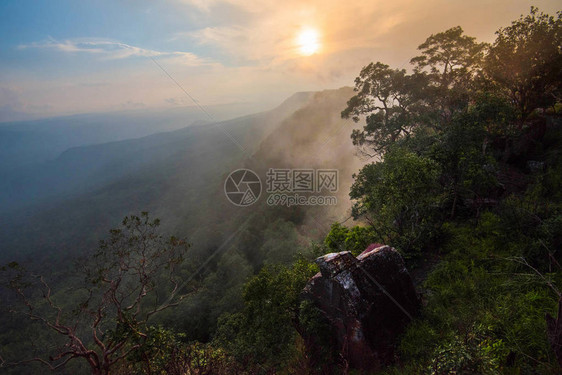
[1,213,191,375]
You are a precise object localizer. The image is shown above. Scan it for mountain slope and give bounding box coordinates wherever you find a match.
[0,91,316,262]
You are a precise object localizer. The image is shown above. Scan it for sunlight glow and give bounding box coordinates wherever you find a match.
[297,28,320,56]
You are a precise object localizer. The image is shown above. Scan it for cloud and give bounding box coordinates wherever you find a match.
[174,0,552,73]
[8,0,557,119]
[177,0,414,68]
[19,37,213,66]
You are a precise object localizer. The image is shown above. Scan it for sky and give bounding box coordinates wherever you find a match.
[0,0,560,122]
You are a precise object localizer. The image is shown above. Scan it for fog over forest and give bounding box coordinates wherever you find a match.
[0,2,561,374]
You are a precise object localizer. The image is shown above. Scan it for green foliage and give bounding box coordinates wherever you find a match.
[114,326,241,375]
[0,212,192,374]
[350,147,442,254]
[468,92,519,138]
[342,62,427,154]
[343,26,487,156]
[343,7,561,257]
[411,26,487,115]
[410,26,486,86]
[388,213,561,374]
[430,102,501,218]
[296,298,336,372]
[485,7,562,118]
[324,222,378,256]
[342,8,562,374]
[121,325,182,374]
[214,258,318,369]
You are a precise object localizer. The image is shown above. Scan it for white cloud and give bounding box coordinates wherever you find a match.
[19,37,213,66]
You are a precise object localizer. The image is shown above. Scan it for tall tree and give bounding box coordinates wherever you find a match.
[485,7,562,118]
[341,62,428,156]
[411,26,487,120]
[349,148,442,253]
[342,28,485,157]
[0,213,191,375]
[411,26,486,89]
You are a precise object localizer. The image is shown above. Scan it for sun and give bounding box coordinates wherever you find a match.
[297,28,320,56]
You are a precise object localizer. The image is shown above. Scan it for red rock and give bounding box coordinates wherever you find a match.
[299,244,420,372]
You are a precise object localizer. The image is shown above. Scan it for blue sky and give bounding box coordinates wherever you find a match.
[1,0,560,121]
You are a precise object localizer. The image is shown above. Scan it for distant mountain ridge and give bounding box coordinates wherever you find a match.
[0,88,363,272]
[0,90,320,262]
[0,91,315,215]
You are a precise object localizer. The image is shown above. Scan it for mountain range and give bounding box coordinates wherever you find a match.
[0,87,362,269]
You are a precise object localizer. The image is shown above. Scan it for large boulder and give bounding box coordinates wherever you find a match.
[299,244,420,372]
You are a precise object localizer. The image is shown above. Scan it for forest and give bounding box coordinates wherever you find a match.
[1,6,561,375]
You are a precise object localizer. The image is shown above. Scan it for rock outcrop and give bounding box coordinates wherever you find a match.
[299,244,420,372]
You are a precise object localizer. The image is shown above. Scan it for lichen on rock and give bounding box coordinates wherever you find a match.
[298,244,420,372]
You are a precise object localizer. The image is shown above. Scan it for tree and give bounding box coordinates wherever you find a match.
[485,7,562,118]
[349,148,442,253]
[324,222,377,256]
[411,26,487,121]
[411,26,486,90]
[342,62,429,156]
[214,259,318,369]
[0,212,191,375]
[429,101,500,218]
[342,27,485,157]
